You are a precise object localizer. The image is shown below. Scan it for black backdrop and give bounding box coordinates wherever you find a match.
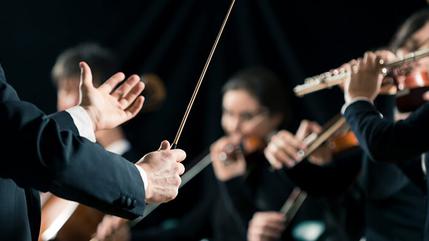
[0,0,426,159]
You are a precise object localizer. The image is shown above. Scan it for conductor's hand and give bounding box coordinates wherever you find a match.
[136,140,186,204]
[79,61,145,132]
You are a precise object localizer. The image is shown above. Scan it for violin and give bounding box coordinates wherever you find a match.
[327,130,358,154]
[392,68,429,112]
[218,136,267,165]
[299,115,359,160]
[279,115,359,229]
[327,126,359,154]
[39,195,104,241]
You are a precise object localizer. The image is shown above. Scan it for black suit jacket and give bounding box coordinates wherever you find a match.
[342,98,429,241]
[343,100,429,162]
[0,66,146,241]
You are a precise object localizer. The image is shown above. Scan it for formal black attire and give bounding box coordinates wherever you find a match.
[284,96,427,241]
[0,66,146,241]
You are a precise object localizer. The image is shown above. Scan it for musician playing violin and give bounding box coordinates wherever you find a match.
[264,8,429,241]
[208,68,333,241]
[42,43,142,241]
[250,115,366,241]
[342,8,429,241]
[43,43,173,241]
[95,67,331,241]
[343,9,429,174]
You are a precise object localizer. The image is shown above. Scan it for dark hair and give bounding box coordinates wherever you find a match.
[389,8,429,51]
[51,43,117,87]
[222,67,289,119]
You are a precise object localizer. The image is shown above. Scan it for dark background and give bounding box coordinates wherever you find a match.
[1,0,426,160]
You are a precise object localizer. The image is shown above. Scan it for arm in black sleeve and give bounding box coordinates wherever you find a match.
[343,100,429,162]
[0,100,146,219]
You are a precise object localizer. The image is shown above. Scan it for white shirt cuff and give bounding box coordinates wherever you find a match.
[65,106,96,143]
[341,97,373,114]
[135,165,148,192]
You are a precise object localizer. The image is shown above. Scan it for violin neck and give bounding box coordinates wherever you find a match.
[300,115,348,159]
[280,187,307,226]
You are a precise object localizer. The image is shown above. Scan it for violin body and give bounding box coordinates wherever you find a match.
[328,131,359,154]
[39,194,103,241]
[395,69,429,112]
[221,136,266,164]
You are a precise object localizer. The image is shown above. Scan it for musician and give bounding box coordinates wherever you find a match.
[52,43,139,160]
[94,67,331,241]
[252,118,365,241]
[264,9,429,241]
[36,43,147,240]
[343,8,429,164]
[0,61,186,241]
[341,9,429,240]
[207,67,297,241]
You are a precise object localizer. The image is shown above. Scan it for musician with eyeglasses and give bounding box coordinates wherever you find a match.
[94,67,334,241]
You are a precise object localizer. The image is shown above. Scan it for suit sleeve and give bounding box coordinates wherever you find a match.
[343,100,429,162]
[0,99,146,219]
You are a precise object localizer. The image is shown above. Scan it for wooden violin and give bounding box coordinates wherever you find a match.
[298,114,359,160]
[392,67,429,112]
[279,114,359,228]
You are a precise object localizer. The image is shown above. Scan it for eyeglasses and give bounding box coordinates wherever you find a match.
[222,107,269,123]
[402,36,429,53]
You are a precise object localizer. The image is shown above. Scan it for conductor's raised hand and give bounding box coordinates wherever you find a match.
[79,61,145,131]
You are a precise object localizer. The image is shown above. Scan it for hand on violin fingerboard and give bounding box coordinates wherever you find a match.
[265,120,335,169]
[264,130,306,169]
[210,136,246,181]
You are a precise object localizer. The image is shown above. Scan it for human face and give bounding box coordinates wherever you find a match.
[402,22,429,53]
[221,89,281,140]
[56,77,80,111]
[393,22,429,87]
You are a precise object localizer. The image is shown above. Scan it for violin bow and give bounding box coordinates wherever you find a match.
[89,3,237,240]
[132,0,236,225]
[172,0,236,149]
